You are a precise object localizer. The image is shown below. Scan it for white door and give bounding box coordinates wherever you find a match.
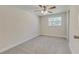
[69,6,79,53]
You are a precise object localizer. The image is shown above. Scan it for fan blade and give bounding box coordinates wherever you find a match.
[48,11,53,13]
[39,5,42,8]
[49,6,56,9]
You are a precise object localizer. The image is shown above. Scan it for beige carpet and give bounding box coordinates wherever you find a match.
[2,36,71,54]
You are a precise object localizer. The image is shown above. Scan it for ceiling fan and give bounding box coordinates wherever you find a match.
[35,5,56,15]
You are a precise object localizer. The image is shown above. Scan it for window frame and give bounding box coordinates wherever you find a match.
[48,16,62,27]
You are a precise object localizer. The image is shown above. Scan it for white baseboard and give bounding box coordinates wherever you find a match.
[0,34,39,53]
[41,34,67,38]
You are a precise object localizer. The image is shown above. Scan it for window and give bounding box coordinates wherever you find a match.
[48,16,62,26]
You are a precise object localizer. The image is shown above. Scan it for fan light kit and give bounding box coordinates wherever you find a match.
[41,10,48,15]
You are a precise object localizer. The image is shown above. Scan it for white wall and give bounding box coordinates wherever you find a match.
[0,6,40,52]
[69,6,79,53]
[40,12,67,38]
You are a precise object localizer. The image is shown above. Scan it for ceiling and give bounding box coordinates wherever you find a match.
[14,5,69,16]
